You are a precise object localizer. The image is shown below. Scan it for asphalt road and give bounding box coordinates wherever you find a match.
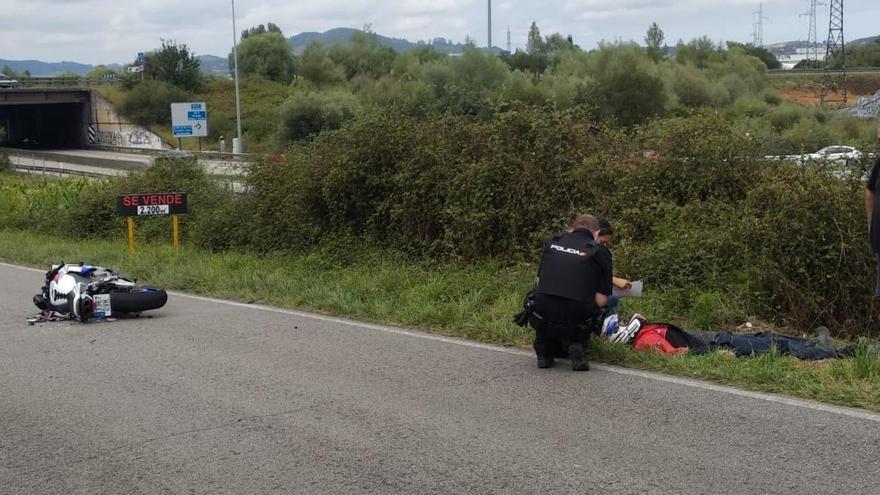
[1,262,878,494]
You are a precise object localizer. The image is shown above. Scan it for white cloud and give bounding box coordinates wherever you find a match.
[0,0,876,64]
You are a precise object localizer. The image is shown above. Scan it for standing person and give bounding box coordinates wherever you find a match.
[596,218,632,318]
[867,155,880,297]
[530,214,613,371]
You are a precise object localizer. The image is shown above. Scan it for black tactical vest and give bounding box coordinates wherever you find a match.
[535,229,601,304]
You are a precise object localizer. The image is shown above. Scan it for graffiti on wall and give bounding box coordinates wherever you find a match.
[92,127,163,149]
[128,130,156,146]
[95,130,123,147]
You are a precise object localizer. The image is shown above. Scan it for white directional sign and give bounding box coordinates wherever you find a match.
[171,102,208,138]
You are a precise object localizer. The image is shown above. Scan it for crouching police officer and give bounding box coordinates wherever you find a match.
[528,214,613,371]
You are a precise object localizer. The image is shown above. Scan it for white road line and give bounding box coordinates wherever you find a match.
[5,261,880,423]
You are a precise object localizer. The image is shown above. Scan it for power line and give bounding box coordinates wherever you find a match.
[820,0,847,107]
[752,1,768,47]
[800,0,825,65]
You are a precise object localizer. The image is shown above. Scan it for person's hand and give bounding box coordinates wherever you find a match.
[623,281,632,290]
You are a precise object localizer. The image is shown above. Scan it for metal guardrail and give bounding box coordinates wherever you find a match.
[87,144,255,162]
[767,67,880,76]
[12,77,120,88]
[9,162,106,179]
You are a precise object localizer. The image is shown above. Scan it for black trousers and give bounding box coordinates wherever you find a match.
[531,294,596,358]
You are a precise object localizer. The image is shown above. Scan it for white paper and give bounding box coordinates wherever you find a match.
[612,280,643,298]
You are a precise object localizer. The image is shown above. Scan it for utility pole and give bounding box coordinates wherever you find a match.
[231,0,244,153]
[487,0,492,50]
[752,1,768,47]
[820,0,847,107]
[800,0,825,66]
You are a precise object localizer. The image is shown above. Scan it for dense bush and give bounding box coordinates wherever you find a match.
[120,81,191,126]
[242,109,878,335]
[236,32,297,84]
[3,107,877,337]
[277,91,362,143]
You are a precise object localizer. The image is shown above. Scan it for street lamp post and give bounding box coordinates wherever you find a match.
[231,0,243,153]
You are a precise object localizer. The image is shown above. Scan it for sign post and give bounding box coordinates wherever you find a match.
[171,102,209,150]
[116,193,189,252]
[172,214,180,249]
[127,217,135,253]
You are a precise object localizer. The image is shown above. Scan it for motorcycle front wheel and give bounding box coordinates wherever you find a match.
[108,287,168,314]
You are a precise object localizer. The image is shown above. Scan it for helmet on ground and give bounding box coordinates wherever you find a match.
[610,314,645,345]
[601,314,620,339]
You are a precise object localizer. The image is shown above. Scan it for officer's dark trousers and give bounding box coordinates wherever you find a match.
[532,294,595,358]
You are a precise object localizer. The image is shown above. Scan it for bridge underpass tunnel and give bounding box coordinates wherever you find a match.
[0,103,88,149]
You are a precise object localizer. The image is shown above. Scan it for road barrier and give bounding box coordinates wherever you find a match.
[767,67,880,76]
[14,77,120,88]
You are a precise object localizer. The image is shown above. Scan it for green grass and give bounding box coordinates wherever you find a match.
[1,228,878,412]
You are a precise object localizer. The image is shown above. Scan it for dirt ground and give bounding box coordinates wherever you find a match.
[774,75,880,107]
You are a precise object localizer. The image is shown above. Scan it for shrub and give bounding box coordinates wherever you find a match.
[120,81,191,126]
[768,105,804,131]
[277,91,362,144]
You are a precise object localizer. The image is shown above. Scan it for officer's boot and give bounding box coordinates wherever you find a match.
[568,342,589,371]
[537,355,555,369]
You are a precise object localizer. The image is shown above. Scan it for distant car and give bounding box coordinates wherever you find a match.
[0,74,18,89]
[798,146,863,165]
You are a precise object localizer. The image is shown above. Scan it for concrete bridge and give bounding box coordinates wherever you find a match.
[0,88,167,150]
[0,89,93,148]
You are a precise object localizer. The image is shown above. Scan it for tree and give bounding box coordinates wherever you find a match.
[144,40,203,91]
[278,91,361,143]
[236,32,297,84]
[121,81,191,126]
[327,30,396,80]
[589,43,667,126]
[676,36,718,69]
[1,65,18,78]
[502,49,549,75]
[241,23,282,41]
[527,22,545,54]
[726,42,781,70]
[645,22,665,62]
[298,42,345,87]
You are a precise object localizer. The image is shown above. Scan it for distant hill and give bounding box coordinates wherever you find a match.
[0,58,97,76]
[287,27,500,55]
[197,55,228,76]
[850,35,880,46]
[768,35,879,56]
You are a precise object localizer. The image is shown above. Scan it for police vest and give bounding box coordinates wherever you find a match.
[536,230,600,304]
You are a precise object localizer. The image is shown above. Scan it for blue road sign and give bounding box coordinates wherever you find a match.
[173,125,194,137]
[137,52,145,65]
[187,111,207,120]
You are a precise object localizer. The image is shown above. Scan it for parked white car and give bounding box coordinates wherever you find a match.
[0,74,18,89]
[798,145,863,165]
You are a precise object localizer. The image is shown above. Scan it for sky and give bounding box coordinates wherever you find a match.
[1,0,878,65]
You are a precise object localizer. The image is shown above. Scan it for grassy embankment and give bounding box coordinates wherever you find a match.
[1,227,877,412]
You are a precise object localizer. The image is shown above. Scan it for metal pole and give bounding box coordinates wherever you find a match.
[488,0,492,49]
[172,214,180,249]
[231,0,244,153]
[127,217,136,254]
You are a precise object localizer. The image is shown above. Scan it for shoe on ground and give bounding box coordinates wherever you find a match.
[568,343,590,372]
[537,356,555,369]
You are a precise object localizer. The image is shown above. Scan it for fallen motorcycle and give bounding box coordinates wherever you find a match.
[32,262,167,322]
